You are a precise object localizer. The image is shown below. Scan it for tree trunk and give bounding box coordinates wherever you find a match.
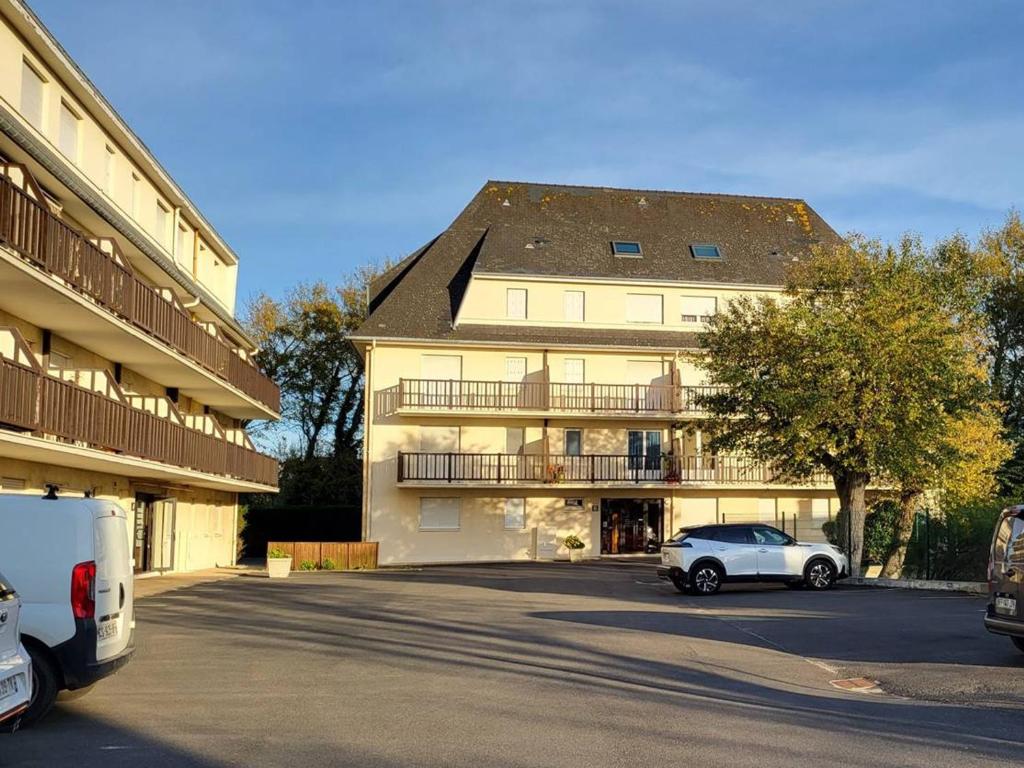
[834,470,869,577]
[880,488,922,578]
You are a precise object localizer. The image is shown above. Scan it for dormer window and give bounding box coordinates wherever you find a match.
[690,244,722,260]
[611,241,642,257]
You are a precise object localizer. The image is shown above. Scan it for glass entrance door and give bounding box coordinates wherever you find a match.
[601,499,664,554]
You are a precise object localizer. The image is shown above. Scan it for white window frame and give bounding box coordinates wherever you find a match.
[504,498,526,530]
[564,428,583,456]
[20,58,45,130]
[563,358,585,384]
[505,356,527,382]
[58,99,80,162]
[680,295,717,324]
[626,293,663,324]
[506,288,528,320]
[563,290,585,322]
[419,497,460,531]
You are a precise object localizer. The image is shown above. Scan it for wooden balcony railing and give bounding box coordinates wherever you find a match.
[0,171,280,413]
[385,378,726,415]
[0,355,278,487]
[396,451,831,486]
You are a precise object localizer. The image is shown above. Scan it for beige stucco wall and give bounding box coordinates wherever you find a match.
[0,456,238,572]
[364,341,841,565]
[457,275,782,332]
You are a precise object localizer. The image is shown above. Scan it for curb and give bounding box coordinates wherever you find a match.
[848,577,987,594]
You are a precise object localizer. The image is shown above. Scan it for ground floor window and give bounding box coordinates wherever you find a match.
[420,497,460,531]
[504,498,526,529]
[601,498,664,554]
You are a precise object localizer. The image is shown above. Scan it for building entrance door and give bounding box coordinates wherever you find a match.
[600,499,664,554]
[133,493,176,573]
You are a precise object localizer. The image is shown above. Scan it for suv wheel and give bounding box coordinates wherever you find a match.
[804,559,836,590]
[690,564,722,595]
[670,572,689,594]
[1012,637,1024,654]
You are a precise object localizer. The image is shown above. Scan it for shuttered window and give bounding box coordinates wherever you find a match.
[505,356,527,382]
[626,293,663,324]
[420,498,460,531]
[563,358,585,384]
[155,202,170,246]
[504,498,526,530]
[680,295,718,323]
[563,290,584,322]
[59,100,79,160]
[21,60,44,129]
[507,288,528,320]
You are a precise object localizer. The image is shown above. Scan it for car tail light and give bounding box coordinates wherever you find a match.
[71,561,96,619]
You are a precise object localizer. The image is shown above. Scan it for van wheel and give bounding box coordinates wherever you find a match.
[690,564,722,595]
[804,560,836,590]
[21,647,60,726]
[1012,637,1024,654]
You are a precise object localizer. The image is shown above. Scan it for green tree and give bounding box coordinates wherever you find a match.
[698,236,990,576]
[244,263,389,503]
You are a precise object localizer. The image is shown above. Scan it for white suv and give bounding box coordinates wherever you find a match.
[658,523,849,595]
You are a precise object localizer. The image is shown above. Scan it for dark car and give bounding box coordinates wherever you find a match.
[984,505,1024,653]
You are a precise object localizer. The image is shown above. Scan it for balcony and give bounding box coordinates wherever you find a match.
[0,168,280,418]
[379,378,726,418]
[0,329,278,491]
[396,451,831,488]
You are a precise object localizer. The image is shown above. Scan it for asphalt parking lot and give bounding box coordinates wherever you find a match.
[3,561,1023,768]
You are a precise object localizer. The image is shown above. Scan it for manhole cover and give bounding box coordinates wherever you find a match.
[830,677,882,693]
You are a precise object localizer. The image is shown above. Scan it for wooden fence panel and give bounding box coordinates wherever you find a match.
[266,541,377,570]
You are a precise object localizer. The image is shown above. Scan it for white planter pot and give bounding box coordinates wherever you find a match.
[569,549,585,563]
[267,557,292,578]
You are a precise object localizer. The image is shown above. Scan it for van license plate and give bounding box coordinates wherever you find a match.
[0,674,20,700]
[97,621,118,640]
[995,596,1017,615]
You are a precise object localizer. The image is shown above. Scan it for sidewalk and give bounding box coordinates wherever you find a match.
[134,565,261,599]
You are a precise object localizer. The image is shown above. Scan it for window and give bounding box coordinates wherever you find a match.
[563,358,584,384]
[1007,516,1024,566]
[564,429,582,457]
[21,60,45,129]
[177,224,188,262]
[628,430,662,470]
[420,354,462,380]
[680,295,717,323]
[752,526,792,546]
[504,498,526,530]
[505,356,526,382]
[611,241,642,257]
[505,427,525,455]
[690,244,722,260]
[104,146,116,195]
[712,526,753,544]
[563,290,585,322]
[419,498,460,531]
[506,288,527,320]
[420,425,459,452]
[58,100,80,160]
[48,350,72,369]
[626,293,663,324]
[155,202,170,245]
[0,477,26,491]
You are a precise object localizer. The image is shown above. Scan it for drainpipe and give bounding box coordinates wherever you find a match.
[362,341,375,543]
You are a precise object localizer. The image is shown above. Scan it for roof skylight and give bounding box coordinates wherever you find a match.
[611,241,642,257]
[690,244,722,260]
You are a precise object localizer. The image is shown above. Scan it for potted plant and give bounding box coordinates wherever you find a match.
[563,534,586,563]
[266,547,292,578]
[546,464,565,483]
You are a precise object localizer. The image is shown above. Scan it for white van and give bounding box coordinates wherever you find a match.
[0,494,134,724]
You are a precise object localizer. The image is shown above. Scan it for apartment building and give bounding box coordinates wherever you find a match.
[353,181,848,565]
[0,1,278,572]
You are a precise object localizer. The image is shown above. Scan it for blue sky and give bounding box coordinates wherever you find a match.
[29,0,1024,306]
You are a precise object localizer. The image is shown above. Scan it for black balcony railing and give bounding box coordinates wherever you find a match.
[396,452,830,486]
[384,379,726,415]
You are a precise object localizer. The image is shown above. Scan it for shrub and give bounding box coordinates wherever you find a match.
[903,498,1007,581]
[321,557,337,571]
[822,500,900,565]
[563,534,586,550]
[267,547,291,559]
[299,559,317,571]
